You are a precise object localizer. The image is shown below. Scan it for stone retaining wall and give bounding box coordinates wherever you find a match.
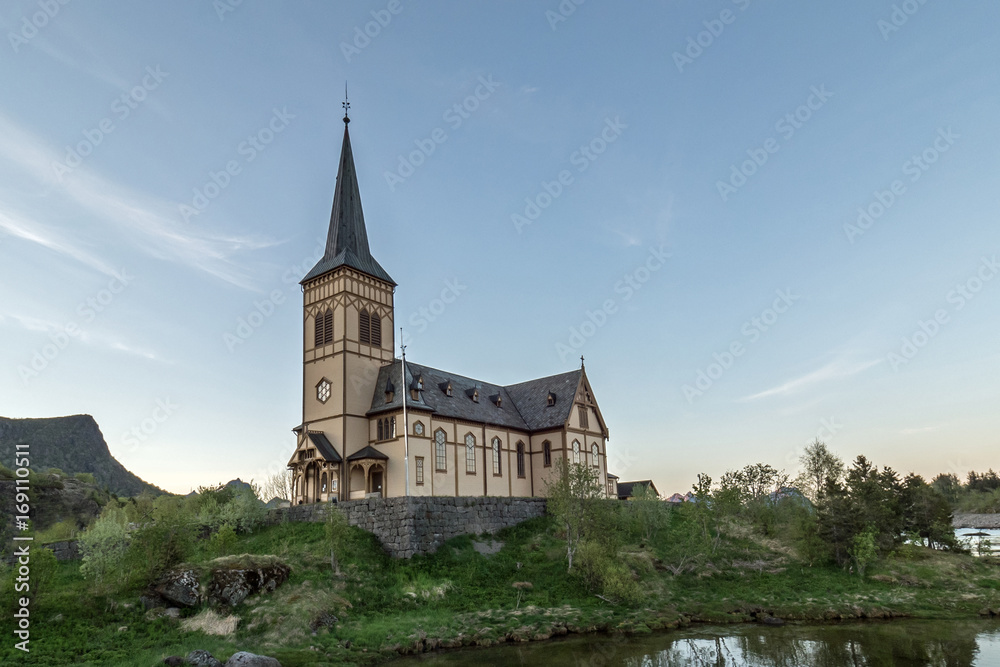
[266,496,548,558]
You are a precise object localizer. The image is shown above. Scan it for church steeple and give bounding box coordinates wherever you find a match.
[302,114,394,285]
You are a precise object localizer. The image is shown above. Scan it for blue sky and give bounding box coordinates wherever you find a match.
[1,1,998,495]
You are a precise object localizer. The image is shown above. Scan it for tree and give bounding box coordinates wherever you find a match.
[629,484,669,544]
[901,474,956,550]
[931,473,962,506]
[849,526,877,578]
[795,440,844,502]
[79,505,132,593]
[545,460,608,571]
[257,468,295,503]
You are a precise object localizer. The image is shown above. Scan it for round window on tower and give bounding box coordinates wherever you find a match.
[317,379,331,404]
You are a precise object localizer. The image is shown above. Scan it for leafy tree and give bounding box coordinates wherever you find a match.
[545,461,610,571]
[210,522,238,557]
[931,473,962,505]
[901,474,956,550]
[849,526,878,578]
[79,506,132,593]
[795,439,844,502]
[629,484,669,544]
[967,469,1000,493]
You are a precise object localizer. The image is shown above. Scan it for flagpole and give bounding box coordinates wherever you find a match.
[401,327,409,497]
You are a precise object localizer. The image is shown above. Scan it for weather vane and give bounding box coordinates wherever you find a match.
[343,82,350,123]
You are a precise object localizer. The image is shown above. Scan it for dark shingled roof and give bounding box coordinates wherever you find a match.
[346,445,389,461]
[368,361,582,433]
[307,432,342,463]
[617,480,660,500]
[302,121,394,285]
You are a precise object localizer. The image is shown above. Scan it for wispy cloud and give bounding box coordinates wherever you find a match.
[0,206,121,277]
[0,113,279,290]
[740,358,881,402]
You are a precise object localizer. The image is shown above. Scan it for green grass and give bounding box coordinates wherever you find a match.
[2,514,1000,666]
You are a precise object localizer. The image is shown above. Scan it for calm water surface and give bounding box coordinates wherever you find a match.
[384,619,1000,666]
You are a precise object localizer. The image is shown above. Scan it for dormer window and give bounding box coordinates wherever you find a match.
[490,393,502,408]
[440,381,453,397]
[384,378,395,404]
[467,387,479,403]
[546,392,556,407]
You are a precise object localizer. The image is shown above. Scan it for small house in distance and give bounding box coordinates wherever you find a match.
[616,480,660,500]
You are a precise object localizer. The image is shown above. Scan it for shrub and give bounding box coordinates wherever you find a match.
[36,518,78,544]
[79,506,131,593]
[74,472,97,486]
[210,522,238,557]
[574,540,641,604]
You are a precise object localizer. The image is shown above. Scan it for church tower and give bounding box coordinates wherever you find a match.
[289,110,395,503]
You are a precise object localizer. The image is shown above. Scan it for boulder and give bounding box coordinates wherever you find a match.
[186,649,223,666]
[163,658,184,667]
[207,556,290,607]
[224,652,282,667]
[154,568,201,607]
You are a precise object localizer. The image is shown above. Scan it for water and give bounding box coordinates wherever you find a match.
[383,619,1000,666]
[957,528,1000,556]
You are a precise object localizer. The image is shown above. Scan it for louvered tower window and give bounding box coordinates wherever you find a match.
[314,310,333,347]
[359,309,371,344]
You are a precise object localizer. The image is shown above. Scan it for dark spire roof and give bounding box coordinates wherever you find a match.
[302,119,395,285]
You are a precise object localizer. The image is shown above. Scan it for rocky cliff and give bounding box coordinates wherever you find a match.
[0,414,165,497]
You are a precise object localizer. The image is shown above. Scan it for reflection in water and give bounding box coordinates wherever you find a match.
[384,620,1000,667]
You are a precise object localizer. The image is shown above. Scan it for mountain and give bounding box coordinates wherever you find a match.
[0,414,166,497]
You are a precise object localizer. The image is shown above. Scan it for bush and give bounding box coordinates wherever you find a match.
[74,472,97,486]
[79,506,131,593]
[210,522,238,557]
[574,540,641,604]
[36,518,78,544]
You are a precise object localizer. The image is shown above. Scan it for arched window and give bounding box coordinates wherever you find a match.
[314,310,333,347]
[389,416,396,438]
[435,429,447,471]
[543,441,551,467]
[591,443,599,467]
[516,442,525,478]
[572,440,581,464]
[359,309,371,344]
[492,437,502,476]
[321,472,328,493]
[370,313,381,347]
[377,420,384,441]
[465,433,476,473]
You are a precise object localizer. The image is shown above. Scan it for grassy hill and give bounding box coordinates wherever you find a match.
[0,414,165,497]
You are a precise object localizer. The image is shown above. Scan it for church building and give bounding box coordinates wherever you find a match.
[287,110,612,503]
